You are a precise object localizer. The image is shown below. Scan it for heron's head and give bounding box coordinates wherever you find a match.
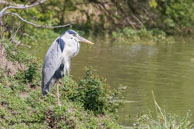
[64,30,94,45]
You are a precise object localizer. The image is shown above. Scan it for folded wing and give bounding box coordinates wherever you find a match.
[42,37,65,95]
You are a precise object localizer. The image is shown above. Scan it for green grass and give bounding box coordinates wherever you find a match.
[112,27,167,44]
[0,70,122,128]
[0,46,122,128]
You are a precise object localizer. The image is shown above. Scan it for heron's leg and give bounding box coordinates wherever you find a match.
[56,80,62,106]
[67,69,70,78]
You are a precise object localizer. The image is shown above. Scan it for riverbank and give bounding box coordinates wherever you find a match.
[0,45,122,128]
[21,27,194,49]
[1,41,194,128]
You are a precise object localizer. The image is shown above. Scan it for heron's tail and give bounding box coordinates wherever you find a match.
[42,63,65,96]
[42,81,49,96]
[42,76,57,96]
[42,87,48,96]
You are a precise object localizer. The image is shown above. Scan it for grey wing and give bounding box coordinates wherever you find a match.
[42,37,65,96]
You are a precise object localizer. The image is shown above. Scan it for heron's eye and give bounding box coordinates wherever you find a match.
[73,34,77,37]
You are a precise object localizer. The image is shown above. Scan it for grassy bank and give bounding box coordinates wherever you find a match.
[0,44,193,128]
[111,27,167,45]
[0,45,122,128]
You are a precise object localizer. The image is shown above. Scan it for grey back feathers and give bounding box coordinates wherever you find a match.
[42,29,80,96]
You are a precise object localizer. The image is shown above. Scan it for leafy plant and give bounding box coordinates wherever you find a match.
[24,63,39,84]
[62,68,121,115]
[112,27,166,44]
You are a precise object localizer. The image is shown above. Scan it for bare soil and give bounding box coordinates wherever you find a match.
[0,46,26,75]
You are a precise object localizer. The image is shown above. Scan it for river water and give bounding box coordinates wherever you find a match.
[23,35,194,126]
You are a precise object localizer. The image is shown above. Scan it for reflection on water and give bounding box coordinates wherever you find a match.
[23,36,194,126]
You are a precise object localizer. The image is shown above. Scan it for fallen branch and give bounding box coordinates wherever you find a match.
[3,12,71,28]
[9,22,22,43]
[23,33,36,40]
[132,14,144,27]
[18,43,31,48]
[11,39,31,48]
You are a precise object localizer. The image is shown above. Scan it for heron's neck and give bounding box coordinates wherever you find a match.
[73,41,80,57]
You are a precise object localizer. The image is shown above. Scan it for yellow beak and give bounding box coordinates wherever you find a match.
[77,36,94,45]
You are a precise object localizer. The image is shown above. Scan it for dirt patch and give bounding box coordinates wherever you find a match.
[0,47,26,75]
[20,92,30,100]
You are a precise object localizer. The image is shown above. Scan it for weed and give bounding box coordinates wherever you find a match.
[132,91,193,129]
[64,68,121,114]
[112,27,167,44]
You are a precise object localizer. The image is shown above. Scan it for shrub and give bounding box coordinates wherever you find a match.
[24,63,39,83]
[62,68,121,115]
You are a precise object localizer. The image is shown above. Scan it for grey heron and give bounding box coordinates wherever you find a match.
[42,29,94,106]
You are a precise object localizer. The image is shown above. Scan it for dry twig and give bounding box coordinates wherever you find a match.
[3,12,71,28]
[152,90,169,129]
[0,0,71,28]
[0,0,46,17]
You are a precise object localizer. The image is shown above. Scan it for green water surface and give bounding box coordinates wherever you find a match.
[23,35,194,126]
